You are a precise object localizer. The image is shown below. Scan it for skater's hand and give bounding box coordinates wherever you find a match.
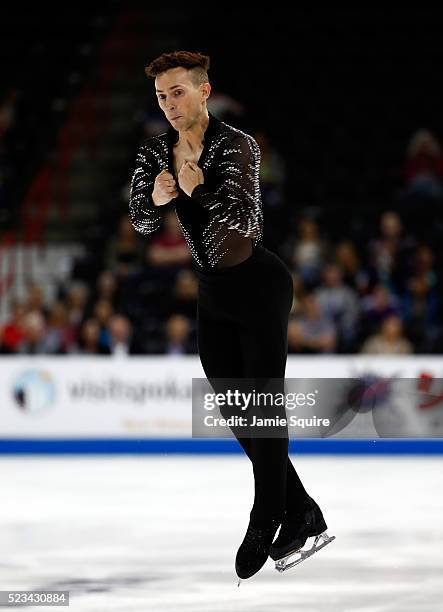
[178,161,204,197]
[152,169,179,206]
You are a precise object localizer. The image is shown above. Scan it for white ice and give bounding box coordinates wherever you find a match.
[0,454,442,611]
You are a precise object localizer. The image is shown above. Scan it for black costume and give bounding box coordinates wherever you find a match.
[129,111,312,525]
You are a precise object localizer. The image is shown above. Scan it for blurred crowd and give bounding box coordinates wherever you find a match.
[1,206,441,356]
[1,115,442,356]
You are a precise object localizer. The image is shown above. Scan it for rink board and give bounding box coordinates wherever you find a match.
[1,355,442,454]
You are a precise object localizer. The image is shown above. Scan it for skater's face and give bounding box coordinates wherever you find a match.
[155,67,210,129]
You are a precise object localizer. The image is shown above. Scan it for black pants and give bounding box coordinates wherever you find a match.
[196,244,310,525]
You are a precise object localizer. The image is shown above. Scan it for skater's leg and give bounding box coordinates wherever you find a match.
[197,310,254,457]
[197,309,243,380]
[285,459,311,514]
[239,307,311,522]
[197,308,293,521]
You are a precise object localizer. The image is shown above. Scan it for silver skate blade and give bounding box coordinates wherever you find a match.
[275,531,336,573]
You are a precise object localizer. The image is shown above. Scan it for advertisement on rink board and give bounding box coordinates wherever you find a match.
[0,356,442,440]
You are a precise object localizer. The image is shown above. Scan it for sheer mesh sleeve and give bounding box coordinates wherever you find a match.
[190,134,263,239]
[128,141,173,236]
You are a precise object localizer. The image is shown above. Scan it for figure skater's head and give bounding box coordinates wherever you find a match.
[145,50,211,128]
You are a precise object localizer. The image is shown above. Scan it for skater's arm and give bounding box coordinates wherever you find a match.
[128,141,176,236]
[190,134,263,238]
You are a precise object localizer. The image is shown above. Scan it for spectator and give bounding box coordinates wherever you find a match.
[360,314,413,354]
[287,217,329,288]
[74,318,110,355]
[314,263,360,351]
[65,282,89,334]
[92,299,114,349]
[25,283,49,319]
[16,312,47,354]
[400,128,443,201]
[96,270,118,302]
[400,274,440,352]
[334,240,371,295]
[107,314,145,356]
[40,301,76,354]
[86,270,121,314]
[360,283,399,338]
[1,299,27,352]
[367,211,416,294]
[412,244,438,288]
[162,314,195,355]
[288,293,336,354]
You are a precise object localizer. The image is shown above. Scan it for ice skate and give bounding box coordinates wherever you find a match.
[274,530,335,572]
[269,497,335,573]
[235,516,281,585]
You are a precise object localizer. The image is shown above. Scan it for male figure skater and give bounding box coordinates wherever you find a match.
[129,50,330,580]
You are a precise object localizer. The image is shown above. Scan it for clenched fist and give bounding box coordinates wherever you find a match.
[178,161,204,197]
[152,169,179,206]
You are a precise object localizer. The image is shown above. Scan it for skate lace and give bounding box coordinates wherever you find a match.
[244,523,276,550]
[244,526,262,547]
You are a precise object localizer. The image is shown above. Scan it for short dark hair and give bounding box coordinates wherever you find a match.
[145,50,210,87]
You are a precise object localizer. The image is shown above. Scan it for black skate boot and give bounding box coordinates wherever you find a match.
[269,496,328,562]
[235,516,281,583]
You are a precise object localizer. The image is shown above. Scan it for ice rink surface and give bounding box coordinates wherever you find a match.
[0,453,442,611]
